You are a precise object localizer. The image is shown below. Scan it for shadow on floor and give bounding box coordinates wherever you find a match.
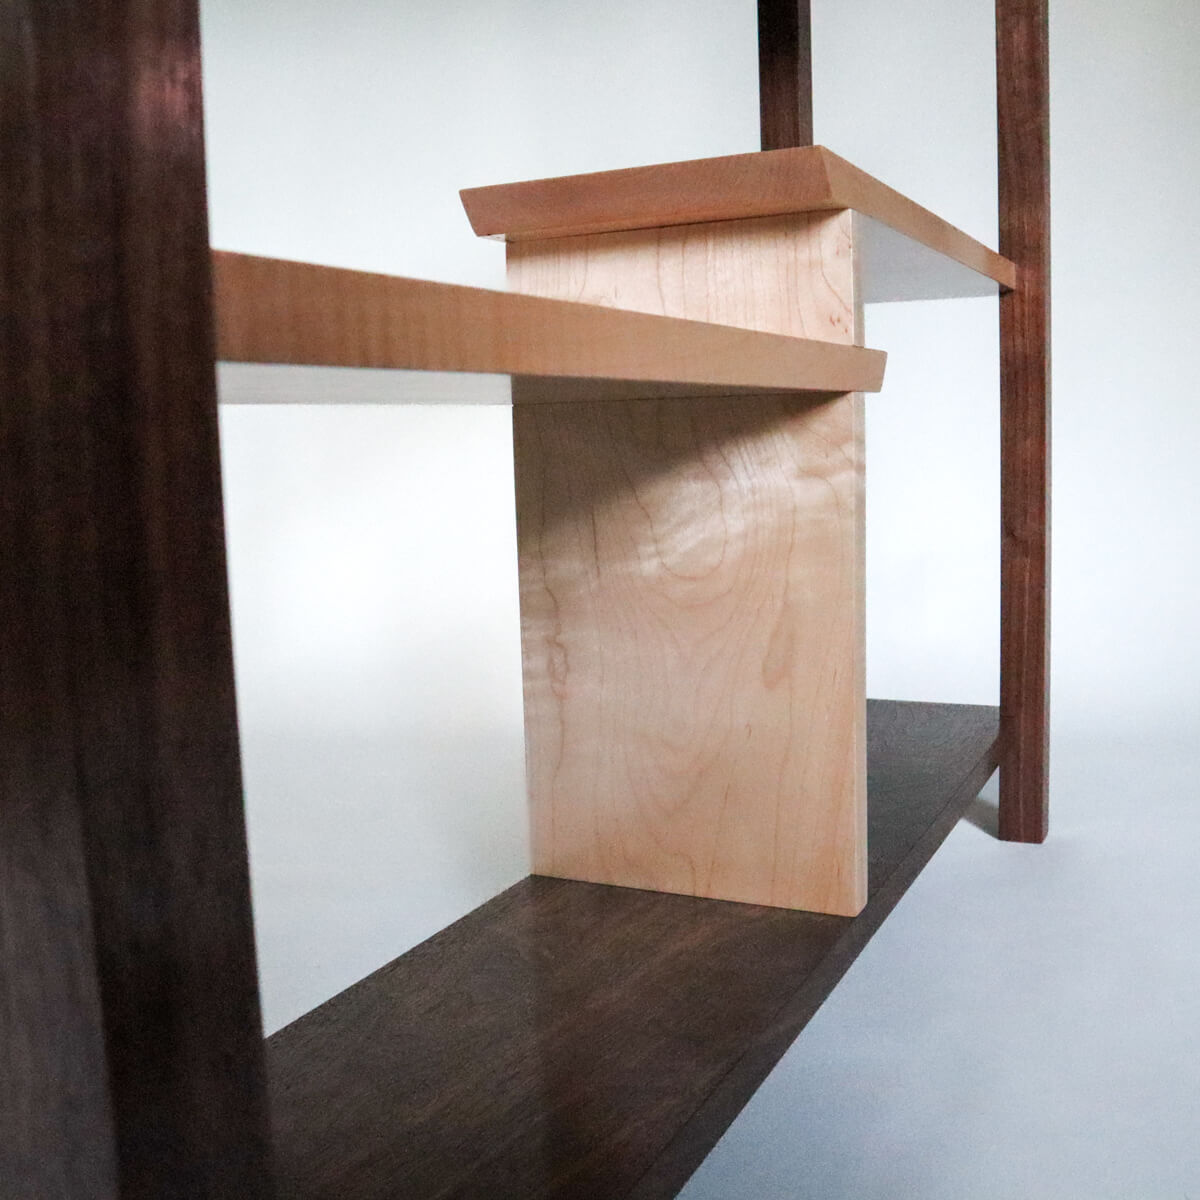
[963,794,999,838]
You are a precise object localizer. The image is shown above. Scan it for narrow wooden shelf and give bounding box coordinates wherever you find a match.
[211,250,886,402]
[265,699,999,1200]
[461,146,1016,302]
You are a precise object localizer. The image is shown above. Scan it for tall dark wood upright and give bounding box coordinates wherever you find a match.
[996,0,1051,842]
[0,3,275,1196]
[757,0,814,149]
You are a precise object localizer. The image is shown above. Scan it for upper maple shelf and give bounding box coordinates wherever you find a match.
[461,146,1017,304]
[212,250,885,404]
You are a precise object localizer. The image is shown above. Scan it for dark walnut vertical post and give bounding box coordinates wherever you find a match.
[0,2,275,1196]
[996,0,1051,842]
[757,0,814,149]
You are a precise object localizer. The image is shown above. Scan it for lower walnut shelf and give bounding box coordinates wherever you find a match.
[266,700,999,1200]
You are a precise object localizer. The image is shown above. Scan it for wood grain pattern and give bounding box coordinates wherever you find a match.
[0,2,274,1195]
[758,0,814,150]
[211,250,885,396]
[511,210,866,917]
[265,701,1000,1200]
[996,0,1051,843]
[506,210,856,339]
[506,206,1000,309]
[460,146,1016,292]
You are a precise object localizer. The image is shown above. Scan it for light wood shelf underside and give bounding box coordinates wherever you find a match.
[212,251,886,403]
[461,146,1016,303]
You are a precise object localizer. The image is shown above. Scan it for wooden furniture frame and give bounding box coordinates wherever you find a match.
[1,2,1049,1196]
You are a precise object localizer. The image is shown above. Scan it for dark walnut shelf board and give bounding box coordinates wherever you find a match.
[266,700,999,1200]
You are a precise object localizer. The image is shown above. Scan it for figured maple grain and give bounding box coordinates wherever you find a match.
[506,210,855,340]
[511,209,866,917]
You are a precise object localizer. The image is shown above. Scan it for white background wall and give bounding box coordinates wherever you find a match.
[203,0,765,1036]
[201,1,1200,1195]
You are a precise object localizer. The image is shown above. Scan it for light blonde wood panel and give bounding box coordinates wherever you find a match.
[210,251,886,398]
[515,393,866,915]
[462,144,1016,293]
[511,208,866,916]
[508,210,1005,307]
[507,210,857,340]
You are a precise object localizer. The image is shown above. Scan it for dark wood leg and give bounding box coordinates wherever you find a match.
[0,2,275,1194]
[996,0,1052,843]
[757,0,814,149]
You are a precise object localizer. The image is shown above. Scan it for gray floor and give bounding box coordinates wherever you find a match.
[680,732,1200,1200]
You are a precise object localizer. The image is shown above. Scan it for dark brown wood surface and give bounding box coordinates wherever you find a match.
[0,2,274,1195]
[267,701,999,1200]
[996,0,1051,843]
[757,0,814,149]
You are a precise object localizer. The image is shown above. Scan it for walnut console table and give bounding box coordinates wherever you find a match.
[1,2,1049,1197]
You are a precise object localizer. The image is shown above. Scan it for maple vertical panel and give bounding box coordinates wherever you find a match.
[510,209,866,916]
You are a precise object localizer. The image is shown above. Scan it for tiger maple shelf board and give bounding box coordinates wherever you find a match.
[265,700,1000,1200]
[460,146,1016,303]
[210,251,886,401]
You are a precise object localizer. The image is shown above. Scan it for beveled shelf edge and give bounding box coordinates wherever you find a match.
[460,145,1016,293]
[211,250,886,398]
